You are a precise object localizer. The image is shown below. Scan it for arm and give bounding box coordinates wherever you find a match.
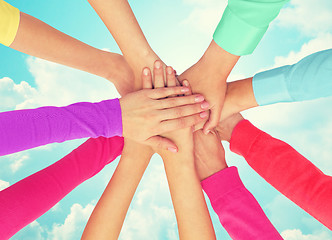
[0,99,122,156]
[0,136,124,239]
[155,65,215,239]
[217,115,332,230]
[221,49,332,120]
[82,139,152,240]
[194,130,282,239]
[0,1,134,95]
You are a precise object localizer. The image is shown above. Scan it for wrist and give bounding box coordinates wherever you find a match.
[200,40,240,76]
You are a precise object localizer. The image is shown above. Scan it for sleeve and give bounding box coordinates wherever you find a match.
[253,49,332,105]
[213,0,289,56]
[230,120,332,230]
[0,136,124,239]
[0,0,20,46]
[201,166,282,240]
[0,98,123,156]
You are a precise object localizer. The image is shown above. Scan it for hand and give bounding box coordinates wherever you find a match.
[178,40,239,134]
[215,113,244,142]
[119,66,209,151]
[151,60,202,155]
[194,130,227,181]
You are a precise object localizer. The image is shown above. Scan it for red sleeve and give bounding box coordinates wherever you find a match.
[230,120,332,230]
[201,166,282,239]
[0,136,124,239]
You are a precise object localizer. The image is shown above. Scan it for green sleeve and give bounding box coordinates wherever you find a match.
[213,0,289,56]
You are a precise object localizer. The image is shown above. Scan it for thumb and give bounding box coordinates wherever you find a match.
[145,136,178,153]
[203,107,220,135]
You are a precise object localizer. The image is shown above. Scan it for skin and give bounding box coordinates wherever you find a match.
[119,85,209,150]
[10,12,134,95]
[155,67,216,240]
[216,113,245,142]
[179,40,240,134]
[193,130,227,181]
[83,65,214,240]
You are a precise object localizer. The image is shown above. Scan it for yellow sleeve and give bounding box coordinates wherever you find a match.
[0,0,20,46]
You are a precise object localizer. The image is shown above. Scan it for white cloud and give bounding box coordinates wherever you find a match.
[281,229,332,240]
[48,203,94,240]
[119,157,178,240]
[273,33,332,67]
[277,0,332,37]
[0,179,10,190]
[0,57,120,112]
[10,154,29,173]
[181,0,227,35]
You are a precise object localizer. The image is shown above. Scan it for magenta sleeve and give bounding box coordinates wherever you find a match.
[0,98,123,156]
[230,120,332,230]
[0,136,124,239]
[201,166,282,239]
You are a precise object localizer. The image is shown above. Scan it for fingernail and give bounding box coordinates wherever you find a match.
[200,111,208,118]
[168,147,178,153]
[155,61,162,69]
[183,80,189,87]
[204,129,210,135]
[201,102,209,109]
[195,95,204,102]
[167,67,173,75]
[181,88,189,93]
[143,68,149,76]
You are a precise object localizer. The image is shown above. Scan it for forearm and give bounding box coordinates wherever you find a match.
[87,0,153,59]
[161,150,215,240]
[9,12,123,82]
[0,99,122,156]
[202,167,282,239]
[230,120,332,230]
[0,136,124,239]
[82,141,152,240]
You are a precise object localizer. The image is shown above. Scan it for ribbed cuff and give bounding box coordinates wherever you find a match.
[213,6,268,56]
[0,2,20,46]
[229,120,261,158]
[201,166,244,201]
[253,65,292,106]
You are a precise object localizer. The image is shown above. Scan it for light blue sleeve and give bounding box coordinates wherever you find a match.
[253,49,332,106]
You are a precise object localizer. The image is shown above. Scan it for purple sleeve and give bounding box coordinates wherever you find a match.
[0,98,122,156]
[0,136,124,239]
[201,167,282,240]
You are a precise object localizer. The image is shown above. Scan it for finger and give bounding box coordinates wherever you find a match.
[182,80,193,96]
[145,135,178,153]
[157,94,205,108]
[142,67,153,89]
[203,108,221,134]
[147,86,192,99]
[160,112,208,133]
[159,101,210,120]
[166,66,177,87]
[153,60,165,88]
[193,120,205,132]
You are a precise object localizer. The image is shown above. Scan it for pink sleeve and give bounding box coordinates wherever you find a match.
[0,136,124,239]
[230,120,332,230]
[201,166,282,239]
[0,99,123,156]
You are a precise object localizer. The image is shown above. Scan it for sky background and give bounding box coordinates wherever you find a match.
[0,0,332,239]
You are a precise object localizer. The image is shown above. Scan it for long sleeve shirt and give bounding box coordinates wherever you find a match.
[0,136,124,239]
[213,0,289,55]
[0,0,20,46]
[230,120,332,230]
[253,49,332,105]
[0,99,123,156]
[201,166,282,239]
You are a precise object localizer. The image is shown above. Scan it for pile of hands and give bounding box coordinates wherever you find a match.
[117,57,244,181]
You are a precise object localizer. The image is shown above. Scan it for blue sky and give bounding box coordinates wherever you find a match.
[1,0,332,239]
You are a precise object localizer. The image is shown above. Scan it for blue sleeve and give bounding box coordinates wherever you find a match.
[252,49,332,106]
